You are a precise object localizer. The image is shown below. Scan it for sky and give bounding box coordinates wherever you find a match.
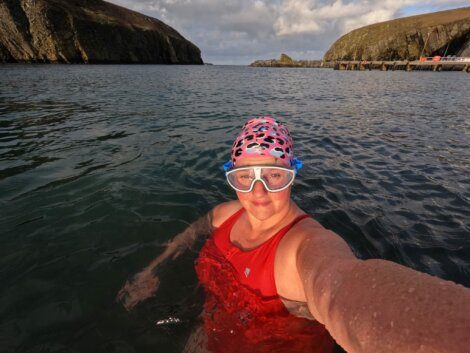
[107,0,469,64]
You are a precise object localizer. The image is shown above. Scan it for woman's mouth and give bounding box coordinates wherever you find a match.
[252,200,270,207]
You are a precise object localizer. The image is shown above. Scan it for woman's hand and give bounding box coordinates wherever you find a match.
[116,269,161,311]
[116,210,215,310]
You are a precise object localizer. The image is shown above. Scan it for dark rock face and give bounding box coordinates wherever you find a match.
[0,0,203,64]
[324,7,470,61]
[250,53,326,68]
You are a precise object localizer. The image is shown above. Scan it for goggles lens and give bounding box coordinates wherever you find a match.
[226,166,295,192]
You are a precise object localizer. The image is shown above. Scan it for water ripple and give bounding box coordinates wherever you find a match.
[0,65,469,352]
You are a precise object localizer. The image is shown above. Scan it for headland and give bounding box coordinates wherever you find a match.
[0,0,203,64]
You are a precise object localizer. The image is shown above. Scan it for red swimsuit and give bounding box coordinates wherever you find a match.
[195,208,335,353]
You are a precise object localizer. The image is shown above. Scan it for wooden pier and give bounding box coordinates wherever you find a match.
[334,58,470,72]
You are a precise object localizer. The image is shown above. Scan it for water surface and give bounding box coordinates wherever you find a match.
[0,65,469,352]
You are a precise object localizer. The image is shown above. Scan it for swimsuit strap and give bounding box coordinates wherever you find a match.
[289,214,311,227]
[267,213,311,247]
[293,214,311,227]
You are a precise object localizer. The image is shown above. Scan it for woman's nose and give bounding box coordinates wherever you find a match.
[252,180,268,195]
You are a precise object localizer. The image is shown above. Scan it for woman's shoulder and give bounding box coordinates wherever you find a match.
[285,206,326,238]
[278,212,354,266]
[211,200,243,228]
[278,214,335,256]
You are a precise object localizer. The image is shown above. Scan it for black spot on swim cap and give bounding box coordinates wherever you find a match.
[264,136,275,143]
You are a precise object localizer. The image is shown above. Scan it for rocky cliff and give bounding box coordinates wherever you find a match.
[324,7,470,61]
[0,0,203,64]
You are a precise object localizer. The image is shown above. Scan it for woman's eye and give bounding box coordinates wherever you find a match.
[238,174,251,179]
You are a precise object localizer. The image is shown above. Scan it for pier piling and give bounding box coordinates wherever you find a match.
[334,58,470,72]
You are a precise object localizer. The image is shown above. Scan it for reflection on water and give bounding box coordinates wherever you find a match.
[0,65,469,352]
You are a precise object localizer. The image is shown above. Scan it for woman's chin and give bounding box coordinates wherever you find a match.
[247,204,275,220]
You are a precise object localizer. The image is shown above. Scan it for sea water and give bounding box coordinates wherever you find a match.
[0,64,469,352]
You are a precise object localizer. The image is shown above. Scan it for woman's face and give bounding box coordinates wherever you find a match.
[235,156,292,221]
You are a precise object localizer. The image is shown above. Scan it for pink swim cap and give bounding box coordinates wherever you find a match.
[229,116,295,168]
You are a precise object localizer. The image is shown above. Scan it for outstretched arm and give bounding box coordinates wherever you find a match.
[117,210,215,310]
[297,230,470,353]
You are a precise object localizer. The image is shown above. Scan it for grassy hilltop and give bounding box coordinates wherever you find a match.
[324,7,470,61]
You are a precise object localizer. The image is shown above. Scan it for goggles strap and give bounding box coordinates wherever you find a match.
[223,160,234,172]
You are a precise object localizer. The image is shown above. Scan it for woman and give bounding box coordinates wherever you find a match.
[117,117,470,353]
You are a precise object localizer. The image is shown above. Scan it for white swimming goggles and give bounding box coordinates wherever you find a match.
[225,165,297,193]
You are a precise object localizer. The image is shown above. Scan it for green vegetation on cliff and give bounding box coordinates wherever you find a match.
[0,0,203,64]
[324,7,470,61]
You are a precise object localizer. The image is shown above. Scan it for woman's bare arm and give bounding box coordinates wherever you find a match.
[296,230,470,353]
[116,211,215,310]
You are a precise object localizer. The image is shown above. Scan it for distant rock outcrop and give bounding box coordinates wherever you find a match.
[279,53,294,65]
[324,7,470,61]
[250,54,326,68]
[0,0,203,64]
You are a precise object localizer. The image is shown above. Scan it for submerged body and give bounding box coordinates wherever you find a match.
[118,117,470,353]
[195,205,335,353]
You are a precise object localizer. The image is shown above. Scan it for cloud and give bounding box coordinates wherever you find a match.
[113,0,276,35]
[107,0,467,64]
[274,0,421,36]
